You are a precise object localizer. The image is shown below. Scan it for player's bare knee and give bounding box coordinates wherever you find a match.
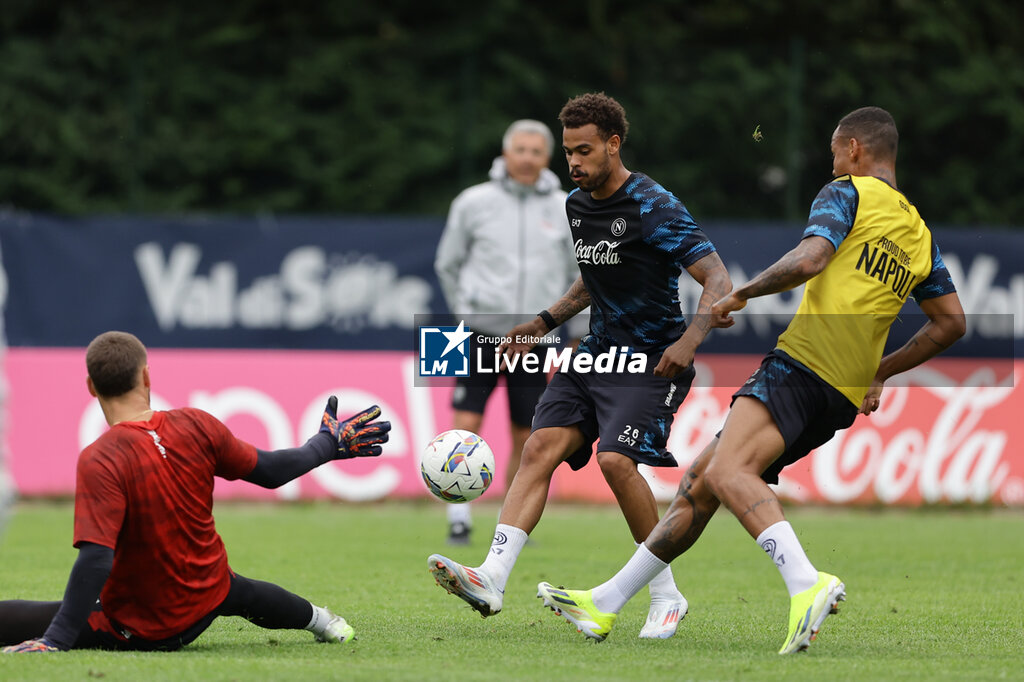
[702,458,731,499]
[596,450,637,482]
[517,431,564,476]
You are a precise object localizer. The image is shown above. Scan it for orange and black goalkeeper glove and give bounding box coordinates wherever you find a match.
[319,396,392,459]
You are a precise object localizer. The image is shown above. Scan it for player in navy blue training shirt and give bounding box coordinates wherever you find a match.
[428,92,732,640]
[568,171,717,356]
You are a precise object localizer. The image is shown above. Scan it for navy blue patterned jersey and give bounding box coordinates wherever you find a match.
[566,172,716,355]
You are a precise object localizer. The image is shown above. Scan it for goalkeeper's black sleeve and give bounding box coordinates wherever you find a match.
[245,432,336,489]
[44,542,113,650]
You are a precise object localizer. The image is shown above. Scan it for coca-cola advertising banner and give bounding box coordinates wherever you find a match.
[1,213,1020,506]
[1,214,1020,357]
[6,349,1021,506]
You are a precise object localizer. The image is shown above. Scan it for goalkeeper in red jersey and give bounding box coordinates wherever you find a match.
[1,331,390,652]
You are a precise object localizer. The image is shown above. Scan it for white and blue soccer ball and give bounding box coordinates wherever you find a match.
[420,429,494,503]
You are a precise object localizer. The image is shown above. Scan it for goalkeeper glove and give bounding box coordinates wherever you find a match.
[319,396,391,459]
[2,638,61,653]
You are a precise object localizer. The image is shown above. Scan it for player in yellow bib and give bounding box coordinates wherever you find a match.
[778,171,938,406]
[536,106,966,654]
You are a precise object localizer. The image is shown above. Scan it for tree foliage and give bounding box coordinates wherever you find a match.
[0,0,1021,224]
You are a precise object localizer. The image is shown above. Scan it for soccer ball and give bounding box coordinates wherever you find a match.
[420,429,495,503]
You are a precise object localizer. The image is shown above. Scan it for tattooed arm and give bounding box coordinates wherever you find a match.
[547,276,591,327]
[654,252,733,377]
[859,292,966,414]
[498,276,590,358]
[711,235,836,322]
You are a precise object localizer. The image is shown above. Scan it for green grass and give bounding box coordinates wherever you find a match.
[1,501,1022,681]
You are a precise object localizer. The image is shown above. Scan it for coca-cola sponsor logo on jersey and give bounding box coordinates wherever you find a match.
[574,239,621,265]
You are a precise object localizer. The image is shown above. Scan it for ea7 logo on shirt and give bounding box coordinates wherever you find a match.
[574,239,621,265]
[610,218,627,236]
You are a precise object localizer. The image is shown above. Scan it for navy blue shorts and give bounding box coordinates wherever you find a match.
[732,349,858,484]
[452,339,550,426]
[531,363,695,471]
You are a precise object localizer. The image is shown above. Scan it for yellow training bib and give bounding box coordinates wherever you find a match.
[777,175,935,406]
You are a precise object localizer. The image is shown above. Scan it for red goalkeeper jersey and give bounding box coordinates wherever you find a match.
[73,407,258,640]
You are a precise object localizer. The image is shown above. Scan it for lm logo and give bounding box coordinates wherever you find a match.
[419,320,473,377]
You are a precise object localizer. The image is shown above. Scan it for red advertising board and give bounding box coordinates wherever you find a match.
[7,349,1021,506]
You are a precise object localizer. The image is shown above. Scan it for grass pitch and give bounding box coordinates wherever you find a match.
[1,500,1021,681]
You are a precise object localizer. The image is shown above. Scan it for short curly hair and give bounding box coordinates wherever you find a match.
[558,92,629,143]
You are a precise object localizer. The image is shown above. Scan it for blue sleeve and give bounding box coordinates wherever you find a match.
[636,181,716,268]
[803,179,858,250]
[911,240,957,302]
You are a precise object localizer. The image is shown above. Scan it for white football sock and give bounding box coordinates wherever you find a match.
[447,502,472,526]
[478,524,528,592]
[756,520,818,596]
[638,542,682,600]
[305,604,333,634]
[591,543,668,614]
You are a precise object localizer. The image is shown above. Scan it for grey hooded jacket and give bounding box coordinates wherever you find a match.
[435,157,579,335]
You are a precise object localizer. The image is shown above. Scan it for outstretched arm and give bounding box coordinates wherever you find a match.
[712,236,835,322]
[859,292,966,414]
[246,434,336,489]
[245,397,391,489]
[654,252,733,377]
